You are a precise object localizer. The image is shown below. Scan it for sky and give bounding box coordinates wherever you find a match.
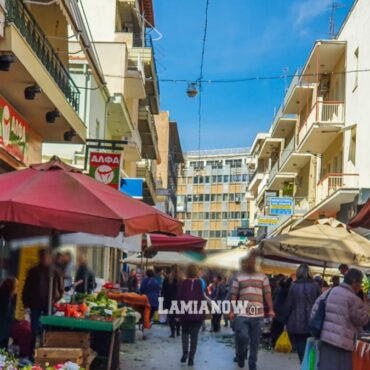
[153,0,354,152]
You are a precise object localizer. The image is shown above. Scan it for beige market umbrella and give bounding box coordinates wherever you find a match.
[260,218,370,268]
[202,247,300,275]
[123,252,199,266]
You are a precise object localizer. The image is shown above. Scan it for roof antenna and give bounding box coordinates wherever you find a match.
[329,1,345,39]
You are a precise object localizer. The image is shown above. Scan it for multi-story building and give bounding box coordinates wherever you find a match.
[177,149,253,249]
[248,0,370,239]
[155,112,184,217]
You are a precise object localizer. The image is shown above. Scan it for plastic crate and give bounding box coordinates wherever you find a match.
[121,329,135,343]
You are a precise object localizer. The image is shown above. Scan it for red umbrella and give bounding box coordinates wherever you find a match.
[145,233,207,252]
[348,200,370,229]
[0,157,183,239]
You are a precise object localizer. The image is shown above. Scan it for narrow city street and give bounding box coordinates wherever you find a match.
[121,323,300,370]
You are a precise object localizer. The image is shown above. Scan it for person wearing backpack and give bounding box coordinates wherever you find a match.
[311,268,369,370]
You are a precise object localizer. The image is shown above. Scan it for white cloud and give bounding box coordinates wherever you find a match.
[293,0,332,26]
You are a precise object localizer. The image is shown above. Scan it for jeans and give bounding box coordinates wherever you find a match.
[290,333,310,363]
[234,316,263,370]
[181,321,202,360]
[30,308,46,352]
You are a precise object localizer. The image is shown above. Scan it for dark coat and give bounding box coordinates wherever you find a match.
[22,265,64,310]
[177,278,205,323]
[273,279,291,323]
[161,277,178,310]
[0,295,15,342]
[75,265,96,294]
[286,279,321,335]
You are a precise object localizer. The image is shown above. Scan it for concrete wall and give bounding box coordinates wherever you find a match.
[338,0,370,188]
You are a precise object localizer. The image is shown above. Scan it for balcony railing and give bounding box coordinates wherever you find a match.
[280,137,295,167]
[269,160,279,184]
[316,173,359,204]
[5,0,80,111]
[298,100,345,146]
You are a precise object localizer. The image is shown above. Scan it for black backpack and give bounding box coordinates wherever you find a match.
[308,288,334,339]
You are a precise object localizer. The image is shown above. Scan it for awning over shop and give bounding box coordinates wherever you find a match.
[145,233,207,252]
[348,199,370,230]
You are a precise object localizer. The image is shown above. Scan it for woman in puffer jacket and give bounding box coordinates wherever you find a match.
[311,268,369,370]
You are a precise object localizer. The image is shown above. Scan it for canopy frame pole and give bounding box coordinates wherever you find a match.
[322,261,327,280]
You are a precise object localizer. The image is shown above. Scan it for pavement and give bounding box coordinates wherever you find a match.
[121,322,300,370]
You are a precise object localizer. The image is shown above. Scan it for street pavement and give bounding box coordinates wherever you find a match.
[121,322,300,370]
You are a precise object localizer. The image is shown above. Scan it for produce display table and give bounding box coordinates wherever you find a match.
[41,316,123,370]
[353,340,370,370]
[107,292,151,329]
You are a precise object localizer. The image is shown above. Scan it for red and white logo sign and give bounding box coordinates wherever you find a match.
[89,152,121,189]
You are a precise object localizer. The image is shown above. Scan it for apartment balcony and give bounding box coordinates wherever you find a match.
[127,34,159,114]
[297,100,345,153]
[316,173,359,205]
[138,104,160,160]
[107,94,142,161]
[279,137,312,174]
[267,157,296,191]
[136,160,157,205]
[0,0,85,142]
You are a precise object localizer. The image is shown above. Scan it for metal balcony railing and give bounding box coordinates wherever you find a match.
[5,0,80,112]
[298,101,345,146]
[316,173,359,204]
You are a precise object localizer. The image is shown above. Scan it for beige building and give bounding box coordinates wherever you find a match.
[249,0,370,239]
[177,149,253,249]
[155,112,184,217]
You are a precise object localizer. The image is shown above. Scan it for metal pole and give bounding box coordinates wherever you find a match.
[322,261,327,280]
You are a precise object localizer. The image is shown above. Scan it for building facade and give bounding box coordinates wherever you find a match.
[248,0,370,240]
[177,149,253,249]
[155,112,184,217]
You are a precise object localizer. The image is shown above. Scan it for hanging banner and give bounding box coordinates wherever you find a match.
[89,152,121,189]
[0,96,29,163]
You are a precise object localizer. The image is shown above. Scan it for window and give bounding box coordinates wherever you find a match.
[222,212,229,219]
[210,231,215,238]
[217,175,223,183]
[221,230,227,238]
[205,176,210,183]
[186,195,192,203]
[199,176,204,184]
[229,194,235,201]
[241,212,247,219]
[206,160,223,169]
[226,159,242,168]
[353,47,359,91]
[223,194,229,201]
[203,230,209,238]
[185,230,191,235]
[212,175,217,183]
[205,194,210,202]
[198,194,204,202]
[242,174,249,182]
[204,212,210,219]
[190,161,204,170]
[215,231,221,238]
[194,176,199,184]
[223,175,229,183]
[198,231,203,237]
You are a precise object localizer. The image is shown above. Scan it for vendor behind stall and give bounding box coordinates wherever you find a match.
[22,249,64,352]
[74,254,96,294]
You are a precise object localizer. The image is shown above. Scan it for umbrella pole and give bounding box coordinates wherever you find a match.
[322,261,327,280]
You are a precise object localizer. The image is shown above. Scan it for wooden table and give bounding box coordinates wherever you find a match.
[40,316,123,370]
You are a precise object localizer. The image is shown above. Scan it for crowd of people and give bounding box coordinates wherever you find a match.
[0,248,96,358]
[132,253,369,370]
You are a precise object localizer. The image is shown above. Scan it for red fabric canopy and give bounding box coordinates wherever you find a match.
[348,200,370,229]
[0,158,183,239]
[146,233,207,252]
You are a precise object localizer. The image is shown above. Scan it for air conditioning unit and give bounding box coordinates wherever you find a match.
[318,75,330,95]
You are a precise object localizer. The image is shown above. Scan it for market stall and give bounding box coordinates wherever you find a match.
[353,336,370,370]
[0,158,183,368]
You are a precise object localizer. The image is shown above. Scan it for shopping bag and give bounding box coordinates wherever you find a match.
[275,330,292,353]
[301,338,320,370]
[159,313,167,324]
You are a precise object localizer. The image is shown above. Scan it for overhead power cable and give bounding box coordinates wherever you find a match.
[197,0,210,161]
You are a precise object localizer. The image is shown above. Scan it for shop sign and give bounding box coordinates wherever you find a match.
[269,197,294,216]
[0,96,29,162]
[227,236,247,247]
[120,178,144,198]
[89,151,121,189]
[256,216,280,227]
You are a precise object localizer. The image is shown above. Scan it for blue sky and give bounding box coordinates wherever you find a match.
[153,0,353,151]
